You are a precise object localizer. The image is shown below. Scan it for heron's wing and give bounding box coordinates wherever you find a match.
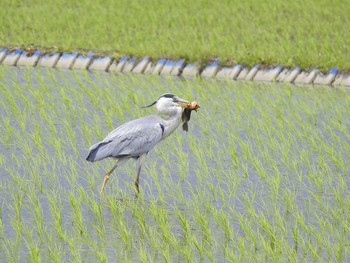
[87,116,164,161]
[108,122,164,157]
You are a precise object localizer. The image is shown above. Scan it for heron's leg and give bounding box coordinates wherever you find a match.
[135,154,146,193]
[100,158,128,195]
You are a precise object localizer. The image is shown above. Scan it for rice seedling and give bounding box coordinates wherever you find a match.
[0,66,349,261]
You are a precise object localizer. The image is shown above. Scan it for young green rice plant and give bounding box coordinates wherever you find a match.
[68,192,85,237]
[114,217,133,255]
[47,241,64,263]
[23,222,42,262]
[1,238,19,263]
[217,208,235,236]
[8,193,24,237]
[174,207,197,259]
[26,192,46,243]
[1,67,350,261]
[5,209,22,261]
[47,192,67,243]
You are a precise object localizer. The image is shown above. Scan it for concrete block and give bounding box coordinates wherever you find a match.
[294,68,319,84]
[152,59,166,74]
[56,52,78,69]
[72,54,94,70]
[216,67,233,79]
[143,61,153,74]
[246,65,259,80]
[89,56,113,71]
[144,59,165,75]
[122,57,137,73]
[333,74,350,87]
[132,57,151,73]
[2,49,23,66]
[332,74,343,86]
[37,53,60,67]
[254,66,282,82]
[109,56,129,72]
[216,64,243,79]
[182,63,201,77]
[236,67,249,80]
[230,64,243,79]
[284,67,301,83]
[201,59,220,77]
[313,67,338,85]
[0,48,7,63]
[160,60,176,75]
[276,68,289,81]
[339,75,350,87]
[17,50,41,66]
[276,67,301,83]
[170,59,185,76]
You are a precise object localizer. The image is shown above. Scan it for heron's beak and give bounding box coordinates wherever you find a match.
[174,97,190,108]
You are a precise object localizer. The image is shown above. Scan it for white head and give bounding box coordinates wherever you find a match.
[145,94,190,116]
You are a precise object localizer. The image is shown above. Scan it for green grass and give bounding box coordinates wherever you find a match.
[0,67,350,261]
[1,0,350,71]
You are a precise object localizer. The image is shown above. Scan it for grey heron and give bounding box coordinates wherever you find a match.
[86,93,199,194]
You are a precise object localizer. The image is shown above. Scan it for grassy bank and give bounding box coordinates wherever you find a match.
[1,0,349,71]
[0,67,349,261]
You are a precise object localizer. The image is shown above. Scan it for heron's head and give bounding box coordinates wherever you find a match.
[144,94,190,115]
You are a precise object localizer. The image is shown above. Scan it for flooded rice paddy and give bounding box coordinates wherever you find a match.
[0,67,349,262]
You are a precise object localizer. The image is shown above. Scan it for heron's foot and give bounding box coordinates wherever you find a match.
[100,174,110,195]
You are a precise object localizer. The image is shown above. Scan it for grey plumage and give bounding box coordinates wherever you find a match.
[86,94,197,194]
[86,116,164,162]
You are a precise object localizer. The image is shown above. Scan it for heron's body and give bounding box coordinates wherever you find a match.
[86,94,195,194]
[86,113,181,162]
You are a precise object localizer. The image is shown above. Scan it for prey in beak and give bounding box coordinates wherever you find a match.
[172,97,200,131]
[174,97,200,111]
[180,99,200,132]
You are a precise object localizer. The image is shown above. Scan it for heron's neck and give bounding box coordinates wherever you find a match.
[162,107,183,138]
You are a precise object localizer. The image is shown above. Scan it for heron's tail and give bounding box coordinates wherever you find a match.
[86,141,111,162]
